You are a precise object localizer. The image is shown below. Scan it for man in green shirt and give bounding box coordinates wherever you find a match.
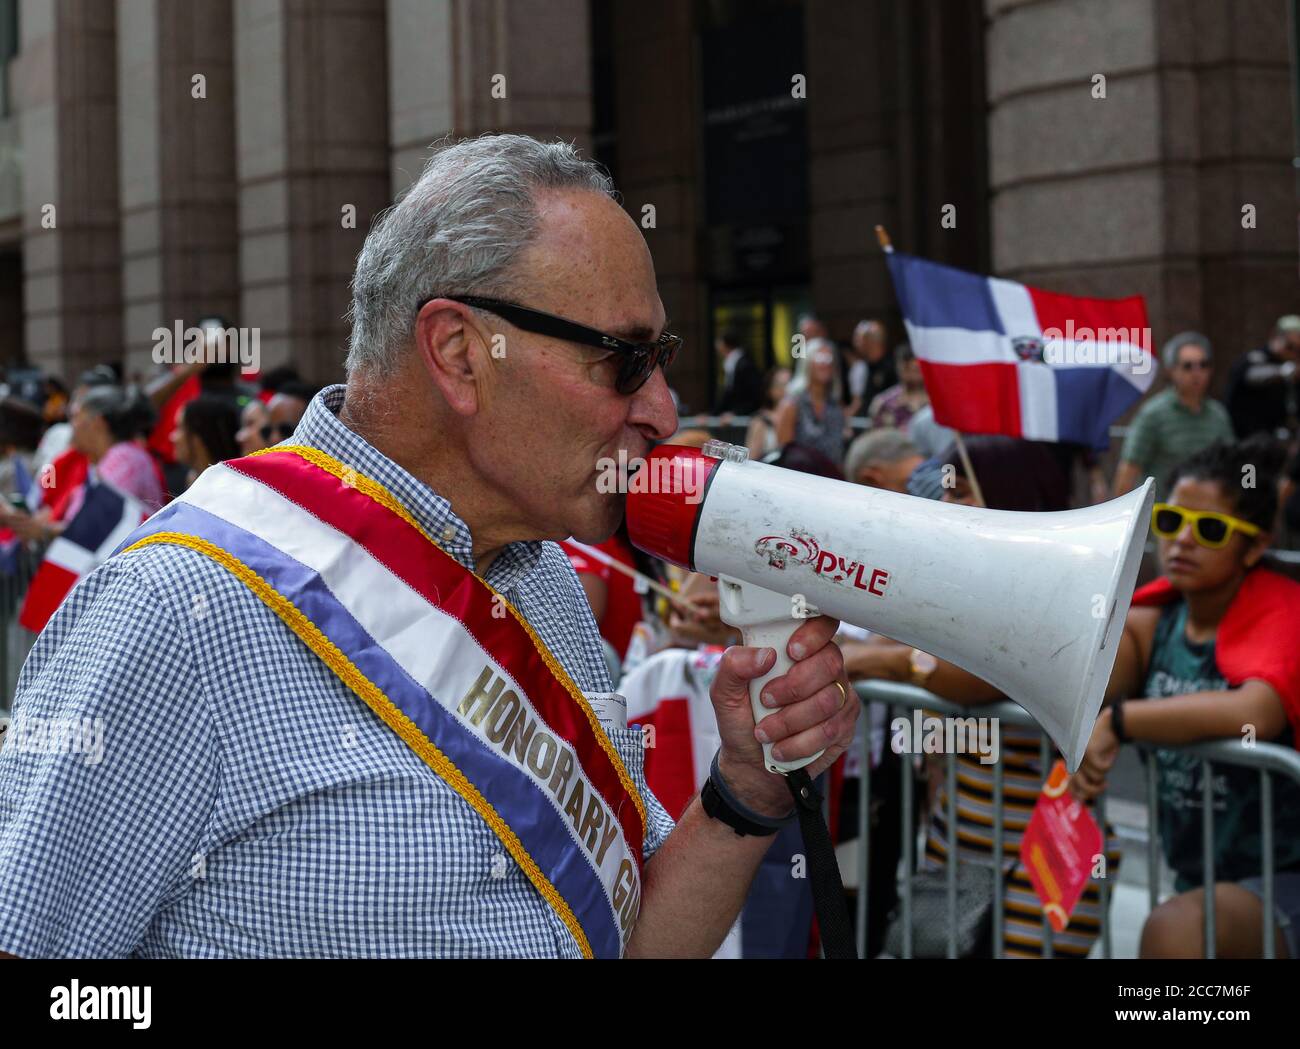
[1114,332,1234,499]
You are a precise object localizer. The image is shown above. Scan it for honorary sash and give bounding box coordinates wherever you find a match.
[111,447,645,958]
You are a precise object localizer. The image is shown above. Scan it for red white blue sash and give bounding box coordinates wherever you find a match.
[111,446,645,958]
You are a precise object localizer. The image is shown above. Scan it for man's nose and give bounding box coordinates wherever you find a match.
[630,366,678,441]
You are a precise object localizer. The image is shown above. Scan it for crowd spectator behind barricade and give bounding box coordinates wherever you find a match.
[40,378,68,426]
[775,338,846,467]
[262,381,316,446]
[846,320,886,419]
[866,342,928,433]
[171,394,243,492]
[840,434,1121,957]
[1115,332,1234,500]
[236,395,272,456]
[713,330,764,418]
[1225,314,1300,440]
[145,316,260,498]
[33,365,117,477]
[858,320,898,412]
[786,314,829,399]
[844,429,923,494]
[0,397,45,502]
[906,403,957,459]
[1072,437,1300,959]
[743,367,790,461]
[71,386,165,516]
[0,385,165,549]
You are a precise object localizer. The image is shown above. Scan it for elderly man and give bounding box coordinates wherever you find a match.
[844,429,924,494]
[1114,331,1234,499]
[0,135,855,959]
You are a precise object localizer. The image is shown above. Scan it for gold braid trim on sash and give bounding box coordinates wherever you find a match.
[120,530,595,959]
[249,443,648,830]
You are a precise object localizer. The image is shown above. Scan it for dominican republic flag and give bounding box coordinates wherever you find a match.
[19,481,147,633]
[886,252,1155,448]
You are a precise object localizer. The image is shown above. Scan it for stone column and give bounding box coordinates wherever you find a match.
[387,0,593,197]
[16,0,122,381]
[985,0,1299,380]
[605,0,704,410]
[118,0,238,378]
[234,0,391,384]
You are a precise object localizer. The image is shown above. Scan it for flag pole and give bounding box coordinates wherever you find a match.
[566,540,688,608]
[874,224,988,508]
[953,433,987,508]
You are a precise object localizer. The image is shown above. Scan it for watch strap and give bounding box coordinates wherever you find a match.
[701,749,795,835]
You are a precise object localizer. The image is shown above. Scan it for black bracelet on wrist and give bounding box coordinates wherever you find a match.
[701,749,796,836]
[1111,700,1129,743]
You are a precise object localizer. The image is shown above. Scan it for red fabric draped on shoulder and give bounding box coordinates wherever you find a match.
[1132,568,1300,743]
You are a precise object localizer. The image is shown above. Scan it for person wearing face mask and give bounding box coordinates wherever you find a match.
[774,338,846,466]
[1072,436,1300,958]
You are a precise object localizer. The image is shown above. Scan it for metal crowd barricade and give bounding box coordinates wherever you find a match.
[854,679,1300,959]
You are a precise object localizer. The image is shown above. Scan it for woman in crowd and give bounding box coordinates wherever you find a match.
[171,394,243,491]
[744,366,791,461]
[1072,437,1300,958]
[841,435,1118,957]
[774,338,846,466]
[69,386,165,515]
[0,386,166,546]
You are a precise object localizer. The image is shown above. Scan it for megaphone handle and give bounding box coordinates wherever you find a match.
[740,619,824,776]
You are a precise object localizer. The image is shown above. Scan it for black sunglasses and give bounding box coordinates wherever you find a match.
[260,422,296,443]
[423,295,681,395]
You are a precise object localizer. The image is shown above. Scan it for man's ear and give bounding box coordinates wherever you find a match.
[413,300,492,417]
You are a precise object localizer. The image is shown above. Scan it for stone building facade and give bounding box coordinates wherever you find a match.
[0,0,1294,410]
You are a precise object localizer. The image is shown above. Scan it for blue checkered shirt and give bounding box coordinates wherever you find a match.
[0,384,673,958]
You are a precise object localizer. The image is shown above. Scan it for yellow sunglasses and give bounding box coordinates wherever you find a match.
[1151,503,1261,549]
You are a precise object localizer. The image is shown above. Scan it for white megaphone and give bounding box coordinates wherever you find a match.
[626,441,1153,775]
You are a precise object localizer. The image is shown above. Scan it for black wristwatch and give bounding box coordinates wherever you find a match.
[700,750,796,837]
[1111,700,1129,743]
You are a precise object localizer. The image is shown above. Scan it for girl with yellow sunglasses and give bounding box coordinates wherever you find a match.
[1072,437,1300,958]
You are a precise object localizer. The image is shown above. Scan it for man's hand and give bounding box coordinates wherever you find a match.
[708,614,857,818]
[1069,707,1120,802]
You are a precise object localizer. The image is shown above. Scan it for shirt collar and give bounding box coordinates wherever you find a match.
[288,385,545,587]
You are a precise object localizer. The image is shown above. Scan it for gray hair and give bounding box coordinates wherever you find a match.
[845,428,919,482]
[77,385,138,443]
[1161,331,1212,371]
[346,134,615,375]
